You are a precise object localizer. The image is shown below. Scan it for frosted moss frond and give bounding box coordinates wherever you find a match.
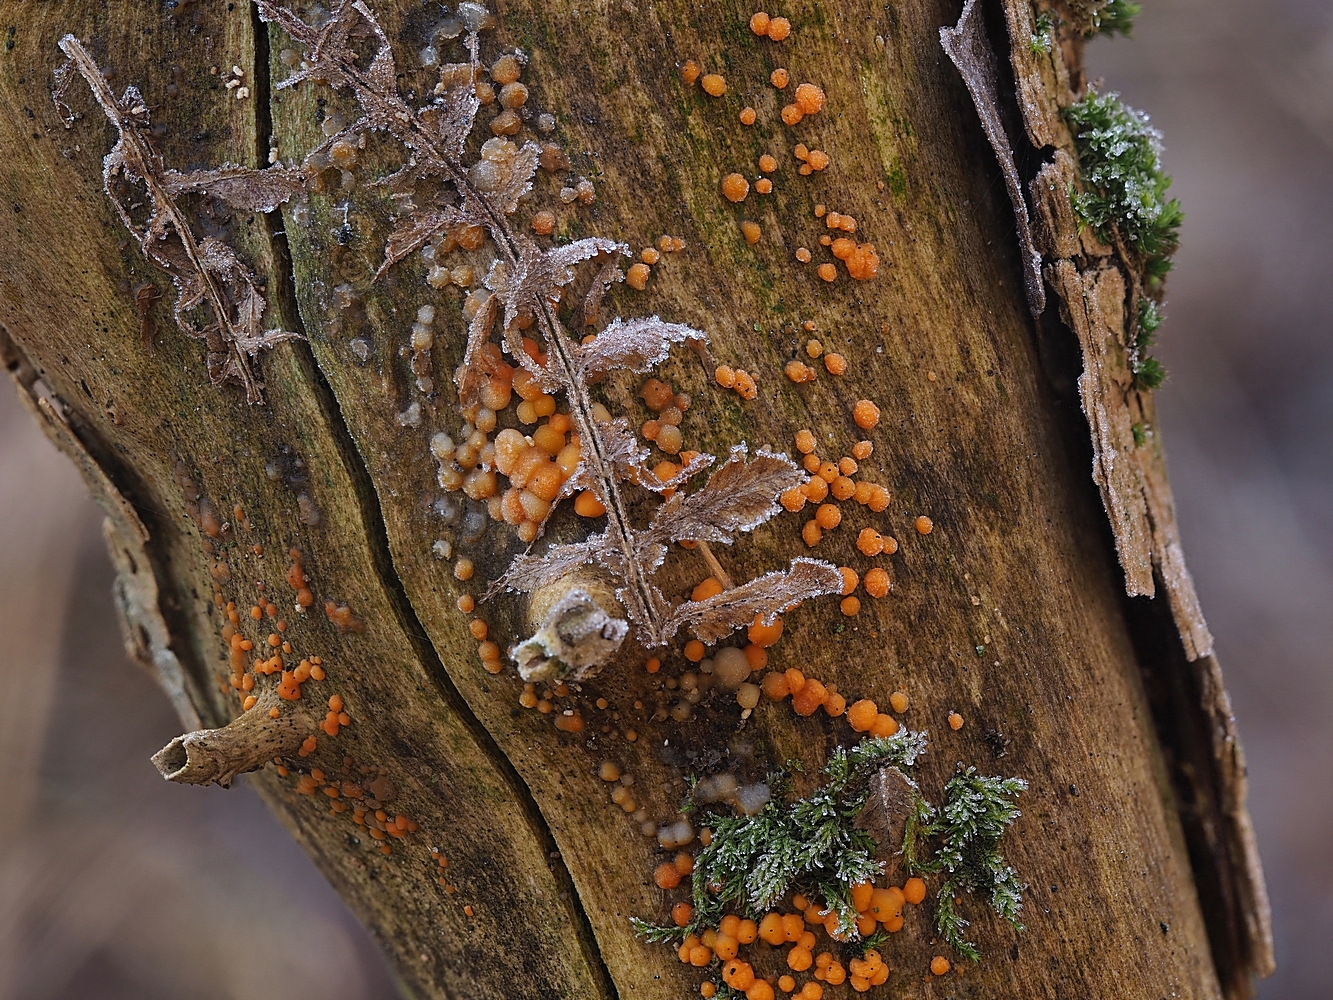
[633,734,928,943]
[914,766,1027,960]
[1086,0,1140,38]
[1066,90,1182,280]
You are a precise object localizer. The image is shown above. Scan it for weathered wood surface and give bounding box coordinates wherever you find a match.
[0,1,1267,998]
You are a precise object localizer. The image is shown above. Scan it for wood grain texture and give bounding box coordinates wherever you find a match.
[0,0,1267,997]
[0,5,608,998]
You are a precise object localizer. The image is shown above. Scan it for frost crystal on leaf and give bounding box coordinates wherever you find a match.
[54,36,304,403]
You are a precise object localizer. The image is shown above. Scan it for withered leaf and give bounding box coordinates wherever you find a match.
[495,236,627,334]
[666,557,844,645]
[648,445,804,544]
[572,315,706,380]
[494,535,607,598]
[375,205,464,280]
[162,165,306,213]
[574,255,624,328]
[492,141,543,216]
[454,291,501,409]
[56,34,298,404]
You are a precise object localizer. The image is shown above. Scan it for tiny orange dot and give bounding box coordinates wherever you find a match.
[816,263,837,282]
[948,711,964,730]
[915,515,934,534]
[739,106,757,125]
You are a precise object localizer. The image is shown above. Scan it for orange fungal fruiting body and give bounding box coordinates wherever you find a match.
[722,173,750,203]
[701,74,727,97]
[794,83,825,115]
[626,262,651,290]
[853,399,880,429]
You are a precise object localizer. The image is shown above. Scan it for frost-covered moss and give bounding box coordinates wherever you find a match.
[1066,90,1182,281]
[632,733,928,943]
[1133,298,1167,389]
[1086,0,1140,37]
[1066,90,1180,387]
[904,767,1027,961]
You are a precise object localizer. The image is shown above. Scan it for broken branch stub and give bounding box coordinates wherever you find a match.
[151,687,311,787]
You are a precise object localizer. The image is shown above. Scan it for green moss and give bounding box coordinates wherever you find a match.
[1066,91,1182,285]
[1086,0,1140,37]
[1066,91,1181,282]
[1132,296,1167,389]
[1066,91,1179,390]
[903,767,1027,961]
[1029,11,1055,53]
[632,733,928,943]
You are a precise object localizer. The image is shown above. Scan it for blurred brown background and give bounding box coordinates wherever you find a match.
[1,0,1328,996]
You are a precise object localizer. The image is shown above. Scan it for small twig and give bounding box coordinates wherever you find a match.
[694,539,735,590]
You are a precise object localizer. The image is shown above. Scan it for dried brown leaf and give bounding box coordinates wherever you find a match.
[495,236,627,334]
[666,557,843,645]
[163,165,305,213]
[454,291,501,409]
[647,445,803,544]
[494,535,607,598]
[572,315,706,380]
[375,205,464,279]
[574,256,624,328]
[492,142,542,216]
[56,35,297,403]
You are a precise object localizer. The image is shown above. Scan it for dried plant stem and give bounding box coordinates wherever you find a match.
[58,37,265,402]
[694,539,735,590]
